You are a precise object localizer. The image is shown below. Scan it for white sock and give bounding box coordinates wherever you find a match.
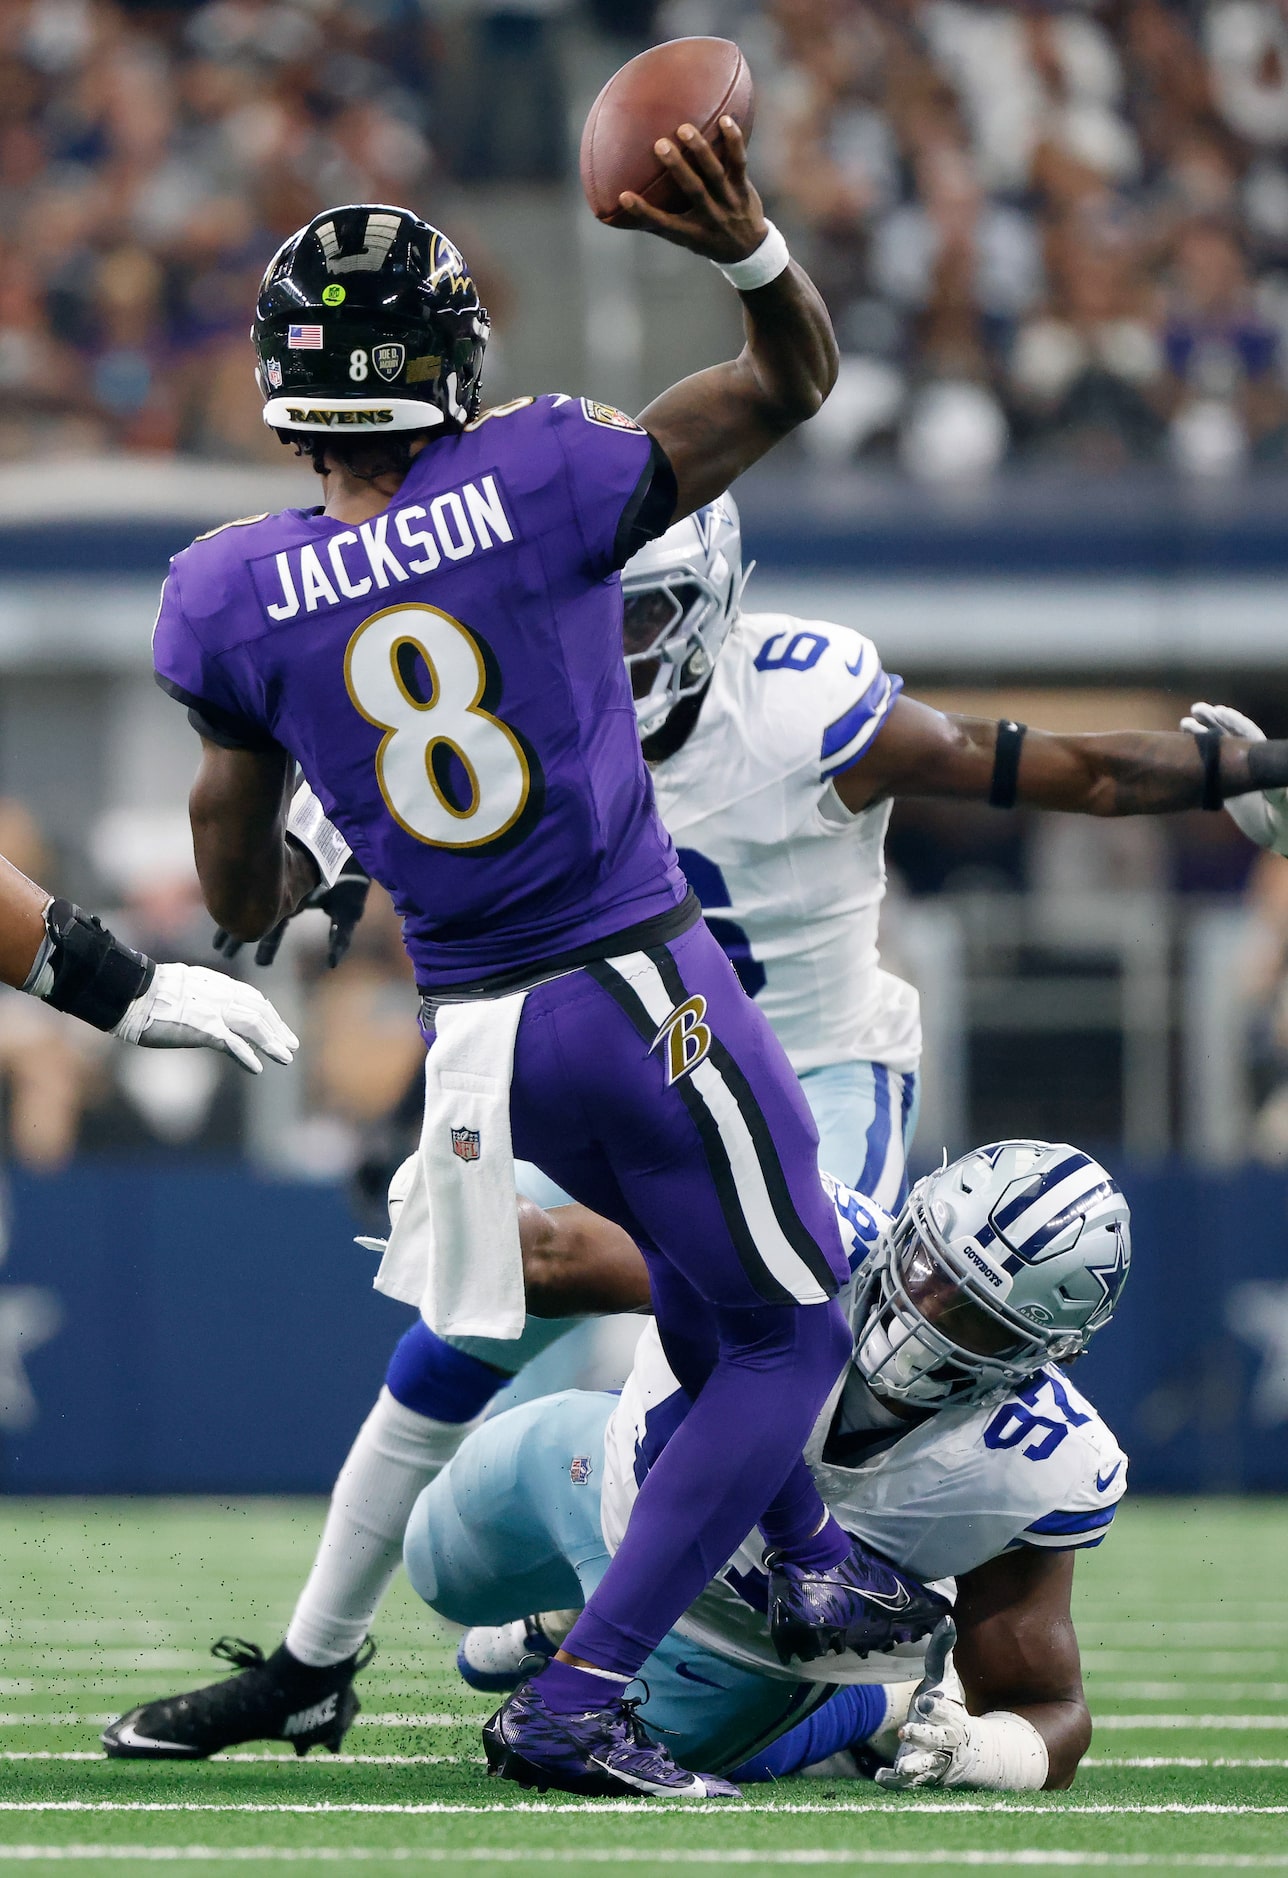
[285,1386,483,1667]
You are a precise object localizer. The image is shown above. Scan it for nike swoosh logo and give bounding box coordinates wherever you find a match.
[103,1720,191,1754]
[1096,1462,1123,1493]
[673,1660,729,1690]
[859,1583,911,1614]
[845,654,866,676]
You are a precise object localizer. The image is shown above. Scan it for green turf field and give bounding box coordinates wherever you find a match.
[1,1498,1286,1873]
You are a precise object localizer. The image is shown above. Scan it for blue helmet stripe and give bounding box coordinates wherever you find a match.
[989,1151,1092,1236]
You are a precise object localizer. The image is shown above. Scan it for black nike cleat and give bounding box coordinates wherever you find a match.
[101,1636,375,1760]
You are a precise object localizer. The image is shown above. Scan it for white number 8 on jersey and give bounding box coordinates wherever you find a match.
[344,603,536,850]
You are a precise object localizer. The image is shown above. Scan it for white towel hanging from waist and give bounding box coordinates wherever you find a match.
[374,989,528,1340]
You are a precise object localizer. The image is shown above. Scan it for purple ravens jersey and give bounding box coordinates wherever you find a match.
[152,394,689,989]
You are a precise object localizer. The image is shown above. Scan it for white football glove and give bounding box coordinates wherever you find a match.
[875,1616,1048,1791]
[1181,702,1288,852]
[112,963,299,1075]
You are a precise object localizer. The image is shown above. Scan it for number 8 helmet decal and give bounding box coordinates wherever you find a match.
[853,1140,1132,1409]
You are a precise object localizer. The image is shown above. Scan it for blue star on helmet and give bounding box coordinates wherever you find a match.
[1085,1224,1129,1326]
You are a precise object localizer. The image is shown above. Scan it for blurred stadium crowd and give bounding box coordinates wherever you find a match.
[4,0,1288,476]
[5,0,1288,1172]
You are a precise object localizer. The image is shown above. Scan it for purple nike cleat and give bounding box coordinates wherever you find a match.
[766,1534,951,1666]
[482,1677,742,1799]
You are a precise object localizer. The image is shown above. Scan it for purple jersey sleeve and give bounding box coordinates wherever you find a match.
[151,561,279,752]
[546,396,677,574]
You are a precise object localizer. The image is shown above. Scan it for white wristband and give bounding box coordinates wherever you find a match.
[286,781,351,890]
[952,1710,1050,1791]
[714,221,790,292]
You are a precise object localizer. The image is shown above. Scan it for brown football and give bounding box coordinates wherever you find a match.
[580,37,755,227]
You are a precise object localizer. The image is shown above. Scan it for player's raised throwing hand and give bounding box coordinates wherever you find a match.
[614,119,767,265]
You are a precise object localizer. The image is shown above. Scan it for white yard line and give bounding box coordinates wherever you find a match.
[3,1801,1288,1817]
[0,1753,478,1766]
[1090,1686,1288,1700]
[1095,1716,1288,1730]
[1,1853,1288,1870]
[1083,1757,1288,1769]
[0,1715,484,1730]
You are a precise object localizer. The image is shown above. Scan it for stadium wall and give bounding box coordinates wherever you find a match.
[1,1159,1286,1497]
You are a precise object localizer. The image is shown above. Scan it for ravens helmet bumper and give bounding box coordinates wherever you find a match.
[253,204,490,436]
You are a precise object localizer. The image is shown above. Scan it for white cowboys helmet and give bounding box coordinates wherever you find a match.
[852,1140,1131,1410]
[621,493,748,737]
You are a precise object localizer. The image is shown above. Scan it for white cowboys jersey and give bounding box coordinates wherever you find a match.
[600,1178,1128,1687]
[651,612,921,1075]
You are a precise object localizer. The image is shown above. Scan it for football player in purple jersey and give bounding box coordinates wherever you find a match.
[150,129,865,1797]
[0,852,296,1072]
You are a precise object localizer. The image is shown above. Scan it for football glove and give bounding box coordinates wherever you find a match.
[113,963,299,1075]
[1181,702,1288,853]
[875,1617,1048,1791]
[214,857,372,971]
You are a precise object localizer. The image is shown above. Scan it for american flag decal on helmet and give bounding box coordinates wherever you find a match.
[451,1126,480,1162]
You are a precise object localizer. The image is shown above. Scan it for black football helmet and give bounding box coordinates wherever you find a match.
[252,205,489,438]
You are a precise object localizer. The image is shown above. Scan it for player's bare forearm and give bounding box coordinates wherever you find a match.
[189,741,319,941]
[0,855,53,988]
[621,119,838,515]
[953,1550,1090,1789]
[518,1197,652,1317]
[836,697,1288,818]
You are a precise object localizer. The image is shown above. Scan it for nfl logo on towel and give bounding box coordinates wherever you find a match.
[451,1126,481,1163]
[569,1455,593,1484]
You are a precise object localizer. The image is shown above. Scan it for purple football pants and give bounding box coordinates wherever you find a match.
[501,918,851,1677]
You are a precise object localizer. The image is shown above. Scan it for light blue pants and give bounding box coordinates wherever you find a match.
[404,1388,834,1772]
[450,1059,920,1378]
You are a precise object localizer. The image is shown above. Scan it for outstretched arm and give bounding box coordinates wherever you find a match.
[624,119,839,517]
[0,849,295,1072]
[834,695,1288,819]
[952,1548,1090,1790]
[878,1548,1090,1793]
[0,855,52,989]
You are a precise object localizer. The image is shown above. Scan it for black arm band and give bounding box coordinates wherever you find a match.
[35,899,155,1031]
[989,719,1027,809]
[1190,728,1224,811]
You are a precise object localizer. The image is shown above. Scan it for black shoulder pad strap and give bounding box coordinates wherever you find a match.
[611,435,679,571]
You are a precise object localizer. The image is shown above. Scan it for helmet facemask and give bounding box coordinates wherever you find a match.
[619,495,748,741]
[623,574,723,737]
[854,1191,1083,1411]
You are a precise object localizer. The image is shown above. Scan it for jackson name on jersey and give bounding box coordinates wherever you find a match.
[651,613,921,1075]
[601,1176,1127,1687]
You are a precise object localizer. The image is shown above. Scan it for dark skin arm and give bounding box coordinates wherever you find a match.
[0,856,52,989]
[834,695,1277,817]
[952,1546,1090,1790]
[189,741,320,941]
[518,1195,652,1317]
[622,119,839,519]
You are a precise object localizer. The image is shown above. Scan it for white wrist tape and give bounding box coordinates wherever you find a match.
[714,221,790,292]
[950,1710,1049,1790]
[286,781,351,889]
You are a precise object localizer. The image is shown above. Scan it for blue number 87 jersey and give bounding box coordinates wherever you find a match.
[601,1172,1129,1687]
